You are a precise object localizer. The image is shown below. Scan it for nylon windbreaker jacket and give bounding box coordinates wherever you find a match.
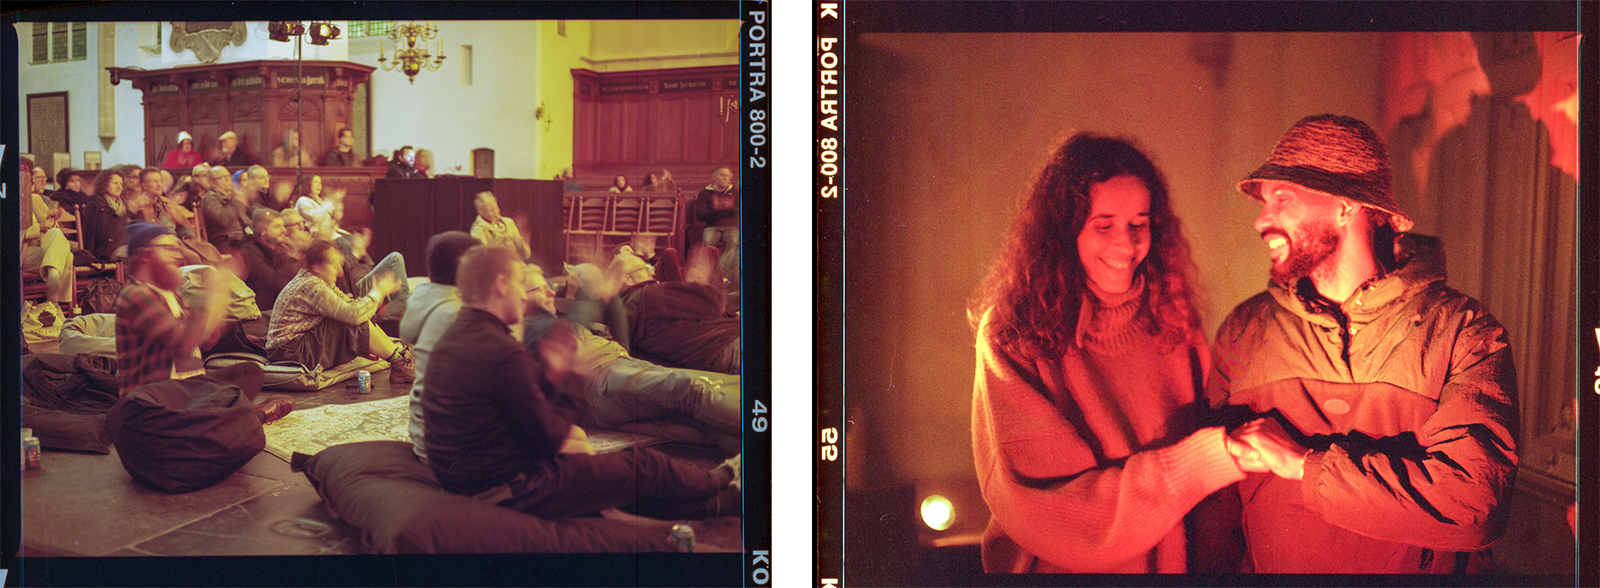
[1208,234,1517,574]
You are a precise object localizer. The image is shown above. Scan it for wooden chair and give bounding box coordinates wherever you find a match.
[58,209,125,310]
[564,196,610,262]
[608,195,643,234]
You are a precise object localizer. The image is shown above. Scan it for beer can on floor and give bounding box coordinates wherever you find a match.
[357,370,371,394]
[23,431,41,470]
[669,524,695,552]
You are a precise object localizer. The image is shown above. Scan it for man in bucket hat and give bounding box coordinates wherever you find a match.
[1209,115,1516,573]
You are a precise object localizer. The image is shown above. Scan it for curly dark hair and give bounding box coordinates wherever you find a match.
[969,132,1203,357]
[92,168,125,199]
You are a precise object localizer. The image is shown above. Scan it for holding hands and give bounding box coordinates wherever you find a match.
[1226,418,1310,480]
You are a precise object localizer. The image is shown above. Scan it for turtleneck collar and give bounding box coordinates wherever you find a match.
[1075,275,1146,351]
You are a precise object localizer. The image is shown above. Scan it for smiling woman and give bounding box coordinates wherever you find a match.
[966,133,1243,574]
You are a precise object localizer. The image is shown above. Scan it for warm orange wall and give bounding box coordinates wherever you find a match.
[847,32,1384,488]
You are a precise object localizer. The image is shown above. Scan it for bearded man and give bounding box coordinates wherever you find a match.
[1210,115,1517,574]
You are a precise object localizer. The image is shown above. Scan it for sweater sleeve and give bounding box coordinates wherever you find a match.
[971,318,1245,572]
[1300,300,1518,551]
[305,277,381,326]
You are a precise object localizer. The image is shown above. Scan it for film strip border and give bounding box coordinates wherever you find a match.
[815,1,844,586]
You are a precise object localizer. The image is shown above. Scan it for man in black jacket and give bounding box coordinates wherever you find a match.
[423,245,738,540]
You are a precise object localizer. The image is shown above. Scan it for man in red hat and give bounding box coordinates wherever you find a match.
[1210,114,1516,574]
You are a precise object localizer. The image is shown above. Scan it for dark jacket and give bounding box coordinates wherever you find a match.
[693,186,739,228]
[423,308,586,496]
[321,149,358,167]
[620,280,738,374]
[386,160,421,179]
[49,188,90,214]
[213,150,252,167]
[199,191,250,252]
[80,194,127,262]
[238,236,299,311]
[1208,234,1516,573]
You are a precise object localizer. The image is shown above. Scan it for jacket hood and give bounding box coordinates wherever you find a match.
[1269,233,1446,327]
[399,282,460,342]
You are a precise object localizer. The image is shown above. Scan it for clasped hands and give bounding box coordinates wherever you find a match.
[1224,418,1310,480]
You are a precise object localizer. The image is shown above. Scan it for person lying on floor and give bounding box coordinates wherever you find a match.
[522,264,740,454]
[616,248,740,375]
[265,239,415,383]
[115,222,294,422]
[423,245,739,526]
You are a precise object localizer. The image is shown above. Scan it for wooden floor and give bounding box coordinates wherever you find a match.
[20,320,742,561]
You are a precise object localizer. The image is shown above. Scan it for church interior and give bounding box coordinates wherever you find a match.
[13,12,749,575]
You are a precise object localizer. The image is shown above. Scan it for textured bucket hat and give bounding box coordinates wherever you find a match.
[1238,114,1413,232]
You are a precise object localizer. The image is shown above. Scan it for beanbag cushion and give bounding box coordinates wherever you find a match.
[107,375,266,493]
[294,441,673,554]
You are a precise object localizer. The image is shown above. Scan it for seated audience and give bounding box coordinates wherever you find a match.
[31,165,54,196]
[21,158,73,322]
[243,165,275,213]
[82,168,133,262]
[50,167,90,213]
[523,265,739,453]
[270,129,316,168]
[609,174,632,193]
[294,175,338,240]
[238,209,301,311]
[201,165,251,254]
[278,208,316,259]
[116,222,294,412]
[333,226,413,308]
[114,222,293,422]
[212,131,252,167]
[692,166,740,281]
[414,149,434,178]
[321,128,359,167]
[401,231,480,464]
[180,163,212,209]
[618,249,739,375]
[139,167,217,266]
[265,240,414,382]
[161,131,203,169]
[640,172,660,192]
[386,146,421,179]
[469,191,531,262]
[422,244,739,524]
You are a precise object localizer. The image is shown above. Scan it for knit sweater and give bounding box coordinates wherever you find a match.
[971,294,1245,573]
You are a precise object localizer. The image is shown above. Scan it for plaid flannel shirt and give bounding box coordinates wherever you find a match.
[114,281,207,393]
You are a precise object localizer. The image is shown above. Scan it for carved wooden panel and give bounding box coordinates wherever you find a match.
[231,97,262,120]
[572,66,738,178]
[107,60,373,170]
[191,99,221,123]
[149,104,181,126]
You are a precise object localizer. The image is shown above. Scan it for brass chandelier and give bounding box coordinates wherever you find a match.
[377,21,446,84]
